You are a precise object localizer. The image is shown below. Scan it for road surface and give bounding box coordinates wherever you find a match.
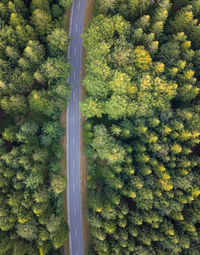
[67,0,87,255]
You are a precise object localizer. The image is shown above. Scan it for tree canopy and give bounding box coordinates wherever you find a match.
[82,1,200,254]
[0,0,71,254]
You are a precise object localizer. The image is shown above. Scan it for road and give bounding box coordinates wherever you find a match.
[67,0,87,255]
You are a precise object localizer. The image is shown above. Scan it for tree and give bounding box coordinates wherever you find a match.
[31,9,52,37]
[0,214,16,231]
[83,75,109,99]
[0,3,9,22]
[133,46,152,70]
[47,29,69,57]
[28,90,55,116]
[15,25,37,48]
[40,121,65,147]
[9,13,25,27]
[105,95,128,119]
[52,222,68,249]
[16,220,38,241]
[91,227,106,241]
[23,40,45,65]
[128,0,150,18]
[51,143,65,159]
[17,120,39,142]
[30,0,50,11]
[2,126,17,142]
[157,41,180,66]
[0,233,13,255]
[50,173,66,194]
[5,46,20,63]
[59,0,73,9]
[12,240,27,255]
[51,4,63,18]
[97,0,116,13]
[33,187,49,203]
[168,5,196,35]
[24,172,43,189]
[80,98,103,118]
[32,148,48,163]
[0,139,6,156]
[92,125,126,164]
[0,95,28,115]
[41,57,70,85]
[48,160,61,172]
[109,71,131,95]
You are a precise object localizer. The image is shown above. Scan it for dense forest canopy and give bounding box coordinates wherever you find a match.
[0,0,72,254]
[81,0,200,254]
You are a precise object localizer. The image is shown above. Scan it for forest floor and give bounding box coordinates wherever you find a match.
[81,0,95,254]
[61,7,71,255]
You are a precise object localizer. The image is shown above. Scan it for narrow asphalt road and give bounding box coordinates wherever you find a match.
[67,1,87,255]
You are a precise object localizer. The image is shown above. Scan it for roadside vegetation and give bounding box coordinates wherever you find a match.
[0,0,72,254]
[81,0,200,254]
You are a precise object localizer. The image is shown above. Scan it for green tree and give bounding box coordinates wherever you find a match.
[105,95,128,119]
[5,46,20,63]
[33,188,49,204]
[83,75,109,99]
[41,57,70,85]
[16,220,38,241]
[59,0,73,9]
[2,126,17,142]
[128,0,150,18]
[10,13,25,27]
[23,40,45,65]
[30,0,50,11]
[52,223,68,249]
[0,95,28,115]
[97,0,116,13]
[169,5,196,35]
[92,125,126,164]
[47,29,69,57]
[32,9,52,37]
[40,121,65,147]
[50,173,66,194]
[80,97,103,118]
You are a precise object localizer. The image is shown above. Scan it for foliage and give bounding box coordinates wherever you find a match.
[0,0,72,253]
[83,1,200,254]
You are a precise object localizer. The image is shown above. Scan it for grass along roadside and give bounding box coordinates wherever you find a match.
[81,0,95,254]
[61,6,71,255]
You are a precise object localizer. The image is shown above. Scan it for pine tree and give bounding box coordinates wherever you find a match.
[128,0,150,18]
[97,0,116,13]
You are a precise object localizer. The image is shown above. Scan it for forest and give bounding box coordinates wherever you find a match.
[0,0,72,254]
[81,0,200,254]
